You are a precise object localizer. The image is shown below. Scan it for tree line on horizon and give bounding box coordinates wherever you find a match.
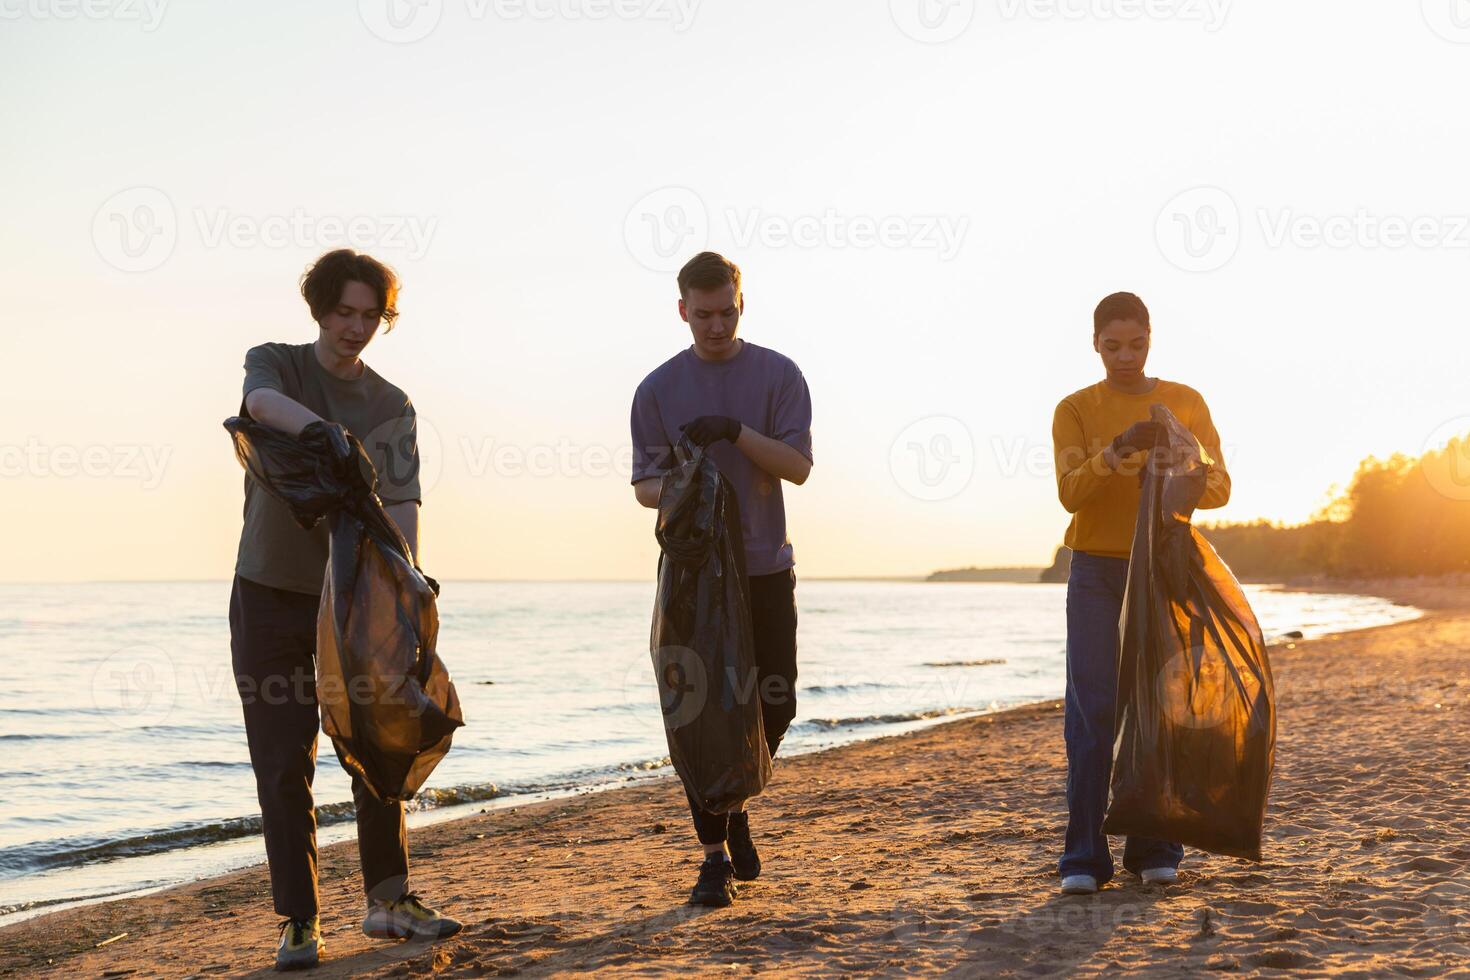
[1201,434,1470,580]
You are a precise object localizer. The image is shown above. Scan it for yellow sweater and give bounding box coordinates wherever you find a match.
[1052,379,1230,559]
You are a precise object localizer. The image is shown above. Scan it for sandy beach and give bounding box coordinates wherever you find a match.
[3,578,1466,978]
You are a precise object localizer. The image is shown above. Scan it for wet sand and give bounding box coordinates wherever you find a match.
[2,578,1466,978]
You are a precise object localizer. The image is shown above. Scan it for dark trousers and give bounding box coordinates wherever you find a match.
[1060,552,1183,883]
[229,575,410,919]
[687,568,799,845]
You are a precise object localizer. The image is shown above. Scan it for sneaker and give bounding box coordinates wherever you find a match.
[1141,866,1179,885]
[275,917,322,972]
[1060,874,1099,895]
[688,856,737,907]
[362,892,463,941]
[727,811,761,881]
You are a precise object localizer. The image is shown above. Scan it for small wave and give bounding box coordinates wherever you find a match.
[616,756,671,773]
[803,681,888,695]
[0,732,88,742]
[0,817,270,877]
[924,659,1008,668]
[0,884,155,919]
[794,706,986,733]
[405,783,503,811]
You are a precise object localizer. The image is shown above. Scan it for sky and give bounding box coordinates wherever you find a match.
[3,0,1469,582]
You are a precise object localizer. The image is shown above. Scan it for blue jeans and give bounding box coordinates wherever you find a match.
[1060,551,1183,883]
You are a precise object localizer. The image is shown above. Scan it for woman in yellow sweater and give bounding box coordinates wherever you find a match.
[1050,291,1230,895]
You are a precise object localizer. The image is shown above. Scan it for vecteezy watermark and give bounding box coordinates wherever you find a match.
[1421,0,1470,43]
[1420,417,1470,502]
[358,0,700,43]
[624,187,710,274]
[359,0,443,43]
[193,208,438,260]
[0,0,168,30]
[997,0,1231,31]
[624,187,970,272]
[460,437,635,481]
[0,438,172,489]
[726,209,969,261]
[1256,209,1470,252]
[889,0,976,43]
[889,416,976,502]
[93,187,178,273]
[1155,186,1241,274]
[1156,187,1470,272]
[361,414,444,497]
[93,188,439,272]
[91,645,179,728]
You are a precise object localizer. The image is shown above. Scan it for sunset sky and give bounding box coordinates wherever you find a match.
[4,1,1469,582]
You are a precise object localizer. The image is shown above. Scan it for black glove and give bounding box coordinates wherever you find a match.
[1110,421,1164,459]
[679,416,743,448]
[301,420,375,496]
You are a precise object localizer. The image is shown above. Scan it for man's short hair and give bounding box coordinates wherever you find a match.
[300,249,401,329]
[677,251,742,302]
[1093,292,1150,338]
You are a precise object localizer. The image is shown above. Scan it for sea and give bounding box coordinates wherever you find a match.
[0,580,1419,924]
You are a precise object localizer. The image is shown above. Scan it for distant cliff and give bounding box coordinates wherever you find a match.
[926,566,1046,583]
[1040,547,1071,583]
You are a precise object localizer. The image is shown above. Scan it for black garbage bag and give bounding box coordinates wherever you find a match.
[1103,404,1276,861]
[649,439,771,814]
[225,416,463,804]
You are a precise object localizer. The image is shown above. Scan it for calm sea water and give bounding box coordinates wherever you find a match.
[0,580,1418,923]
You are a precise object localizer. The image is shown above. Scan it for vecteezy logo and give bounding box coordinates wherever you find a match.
[890,0,976,43]
[651,645,708,731]
[889,416,975,502]
[1420,416,1470,502]
[623,187,709,273]
[1423,0,1470,43]
[1156,645,1238,730]
[362,413,445,497]
[92,187,177,273]
[90,644,179,729]
[359,0,443,43]
[1155,186,1241,273]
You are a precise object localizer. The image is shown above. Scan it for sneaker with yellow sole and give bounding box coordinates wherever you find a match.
[362,892,463,941]
[275,916,323,972]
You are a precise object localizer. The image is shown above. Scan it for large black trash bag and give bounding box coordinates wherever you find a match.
[649,439,771,814]
[1103,404,1276,861]
[225,416,463,804]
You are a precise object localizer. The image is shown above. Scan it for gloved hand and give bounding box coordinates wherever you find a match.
[301,420,375,497]
[1110,420,1164,459]
[679,416,743,448]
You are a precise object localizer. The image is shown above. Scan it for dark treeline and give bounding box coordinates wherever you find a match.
[1201,435,1470,579]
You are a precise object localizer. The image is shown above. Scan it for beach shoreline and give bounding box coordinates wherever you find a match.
[2,575,1464,977]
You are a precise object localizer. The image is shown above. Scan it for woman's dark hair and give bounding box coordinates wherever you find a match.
[300,249,400,329]
[1093,292,1150,339]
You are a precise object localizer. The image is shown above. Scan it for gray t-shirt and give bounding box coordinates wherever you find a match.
[630,341,813,576]
[235,342,421,595]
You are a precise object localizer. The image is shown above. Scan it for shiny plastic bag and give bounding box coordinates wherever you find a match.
[650,439,771,814]
[1102,405,1276,860]
[225,416,463,804]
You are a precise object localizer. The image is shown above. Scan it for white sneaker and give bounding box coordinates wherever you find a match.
[1060,874,1099,895]
[1141,866,1178,885]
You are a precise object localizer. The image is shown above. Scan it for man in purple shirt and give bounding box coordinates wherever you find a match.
[630,251,814,907]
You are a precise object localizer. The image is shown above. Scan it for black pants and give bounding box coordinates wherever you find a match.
[229,575,410,920]
[687,568,799,845]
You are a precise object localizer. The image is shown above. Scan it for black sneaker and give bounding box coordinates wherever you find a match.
[688,856,737,907]
[727,811,761,881]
